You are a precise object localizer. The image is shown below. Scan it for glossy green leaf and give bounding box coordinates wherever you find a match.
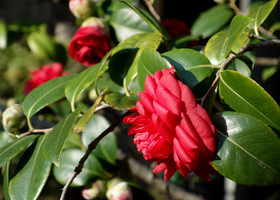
[42,108,81,166]
[219,70,280,130]
[53,148,110,186]
[247,0,277,33]
[82,114,117,165]
[9,135,52,200]
[64,132,83,149]
[191,4,234,39]
[109,7,154,42]
[120,1,165,37]
[205,15,253,65]
[212,112,280,186]
[138,48,171,91]
[228,53,254,77]
[162,49,213,87]
[0,21,8,49]
[0,135,38,167]
[205,29,229,65]
[108,32,162,88]
[22,75,75,118]
[65,65,100,111]
[224,15,254,56]
[3,161,11,200]
[104,92,138,110]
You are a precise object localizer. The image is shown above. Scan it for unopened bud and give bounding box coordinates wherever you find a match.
[69,0,96,19]
[81,17,109,34]
[106,181,133,200]
[81,180,106,199]
[2,104,28,135]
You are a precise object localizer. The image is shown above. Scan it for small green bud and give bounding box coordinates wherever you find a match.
[2,104,28,135]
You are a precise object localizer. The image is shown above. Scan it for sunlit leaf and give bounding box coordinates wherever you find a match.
[65,65,101,111]
[0,21,8,49]
[219,70,280,130]
[22,75,75,118]
[212,112,280,186]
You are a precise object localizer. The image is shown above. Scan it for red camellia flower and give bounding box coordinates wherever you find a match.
[162,19,191,38]
[123,67,217,181]
[24,62,66,95]
[68,23,112,67]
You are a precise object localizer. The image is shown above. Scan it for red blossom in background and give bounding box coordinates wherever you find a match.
[24,62,66,95]
[162,19,191,38]
[123,67,217,181]
[68,24,112,67]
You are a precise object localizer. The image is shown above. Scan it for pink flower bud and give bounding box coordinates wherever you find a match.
[69,0,96,19]
[106,182,132,200]
[81,180,106,199]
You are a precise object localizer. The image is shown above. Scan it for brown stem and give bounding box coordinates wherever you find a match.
[60,110,132,200]
[143,0,161,22]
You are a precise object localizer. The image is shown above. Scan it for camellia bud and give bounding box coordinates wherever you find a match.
[81,17,109,33]
[81,180,107,200]
[106,179,133,200]
[69,0,96,19]
[2,104,28,135]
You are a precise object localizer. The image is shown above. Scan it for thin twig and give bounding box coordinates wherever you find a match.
[143,0,161,22]
[60,110,132,200]
[200,36,280,106]
[19,128,53,137]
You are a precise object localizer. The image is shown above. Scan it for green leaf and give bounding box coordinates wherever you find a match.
[108,32,162,88]
[74,88,109,133]
[109,7,154,42]
[104,92,138,110]
[120,1,165,37]
[27,32,65,62]
[224,15,254,56]
[53,148,110,186]
[9,135,52,200]
[219,70,280,130]
[262,66,278,82]
[3,161,11,200]
[42,107,81,166]
[269,22,280,33]
[248,0,278,33]
[162,49,213,87]
[0,132,13,148]
[82,114,117,165]
[191,4,234,39]
[0,135,38,167]
[22,75,75,118]
[138,48,171,91]
[205,29,229,65]
[0,21,8,49]
[65,65,100,111]
[212,112,280,186]
[205,15,253,65]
